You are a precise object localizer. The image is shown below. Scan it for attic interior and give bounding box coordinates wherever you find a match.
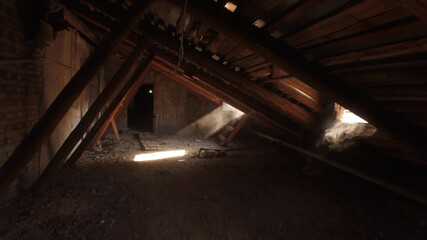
[1,0,427,238]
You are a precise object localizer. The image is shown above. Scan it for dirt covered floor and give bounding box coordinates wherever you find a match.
[0,132,426,239]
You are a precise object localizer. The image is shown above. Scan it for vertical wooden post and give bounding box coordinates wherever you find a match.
[32,40,150,191]
[66,55,154,167]
[0,0,153,194]
[110,118,121,142]
[89,66,152,147]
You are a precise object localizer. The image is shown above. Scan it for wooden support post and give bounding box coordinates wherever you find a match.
[110,118,120,142]
[66,55,154,166]
[89,66,152,148]
[105,101,121,142]
[221,114,251,146]
[0,0,153,195]
[32,40,150,192]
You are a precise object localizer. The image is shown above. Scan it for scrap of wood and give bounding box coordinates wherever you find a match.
[221,113,251,147]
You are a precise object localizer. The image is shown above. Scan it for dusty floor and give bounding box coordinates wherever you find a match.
[0,132,426,240]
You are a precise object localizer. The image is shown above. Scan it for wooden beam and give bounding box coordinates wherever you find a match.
[305,21,427,59]
[319,37,427,67]
[255,132,427,206]
[379,0,427,22]
[32,39,150,192]
[62,8,99,45]
[151,59,251,112]
[290,6,411,49]
[165,0,427,154]
[221,113,251,146]
[73,4,320,135]
[151,46,310,140]
[150,61,223,105]
[243,62,272,73]
[232,53,257,66]
[110,118,120,141]
[267,0,325,32]
[67,55,154,166]
[142,23,315,129]
[268,0,358,37]
[0,0,154,195]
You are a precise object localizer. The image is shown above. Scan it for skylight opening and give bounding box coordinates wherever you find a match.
[224,2,237,12]
[253,19,266,28]
[335,103,367,124]
[341,110,367,124]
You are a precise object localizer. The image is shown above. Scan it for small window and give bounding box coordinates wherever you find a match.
[335,103,367,124]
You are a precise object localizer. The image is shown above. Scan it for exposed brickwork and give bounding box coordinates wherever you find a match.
[0,0,48,168]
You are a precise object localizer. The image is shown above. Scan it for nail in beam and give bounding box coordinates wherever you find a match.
[65,55,154,167]
[0,0,154,194]
[32,40,150,192]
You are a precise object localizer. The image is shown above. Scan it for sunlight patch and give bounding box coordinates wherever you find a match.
[134,150,186,161]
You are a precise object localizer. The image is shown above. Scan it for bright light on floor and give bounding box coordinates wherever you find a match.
[134,150,186,161]
[341,110,367,124]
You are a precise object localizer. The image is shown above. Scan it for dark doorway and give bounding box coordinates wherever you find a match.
[128,84,154,132]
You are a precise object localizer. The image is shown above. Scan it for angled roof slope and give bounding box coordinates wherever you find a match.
[62,0,427,164]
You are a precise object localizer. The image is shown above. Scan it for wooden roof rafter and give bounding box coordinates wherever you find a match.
[62,0,427,164]
[163,0,427,155]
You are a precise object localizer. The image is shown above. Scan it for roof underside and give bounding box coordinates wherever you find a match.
[59,0,427,164]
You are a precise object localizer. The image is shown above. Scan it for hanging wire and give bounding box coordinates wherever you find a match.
[173,0,188,74]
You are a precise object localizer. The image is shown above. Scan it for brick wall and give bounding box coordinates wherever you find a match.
[0,0,48,168]
[0,0,103,199]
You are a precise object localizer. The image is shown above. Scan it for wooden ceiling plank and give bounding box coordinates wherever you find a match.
[78,0,124,21]
[340,69,427,86]
[206,32,226,54]
[243,61,271,73]
[232,53,257,66]
[61,7,99,45]
[267,0,325,32]
[164,0,427,153]
[379,0,427,22]
[261,0,301,25]
[285,1,400,47]
[152,47,309,139]
[305,21,427,59]
[329,57,427,74]
[295,7,411,49]
[270,81,324,113]
[71,4,313,138]
[142,23,316,128]
[74,0,427,159]
[270,0,358,37]
[320,37,427,67]
[246,67,271,79]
